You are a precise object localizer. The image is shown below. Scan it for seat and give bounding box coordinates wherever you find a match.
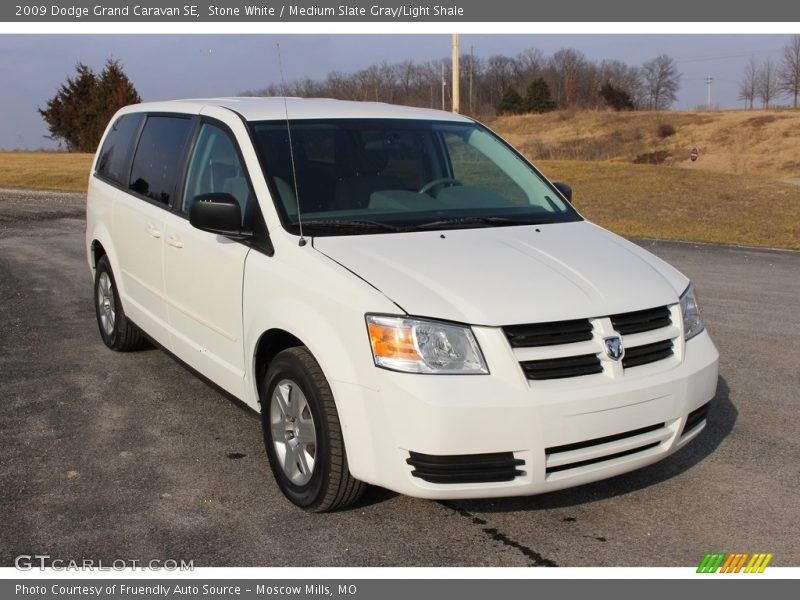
[334,148,404,211]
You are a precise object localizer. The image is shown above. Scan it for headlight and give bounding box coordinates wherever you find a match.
[366,315,488,374]
[680,283,704,341]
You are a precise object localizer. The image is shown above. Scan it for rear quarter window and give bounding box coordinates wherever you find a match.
[129,115,194,205]
[95,113,144,185]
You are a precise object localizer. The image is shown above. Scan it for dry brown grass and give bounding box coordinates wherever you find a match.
[0,152,93,192]
[489,109,800,181]
[537,160,800,249]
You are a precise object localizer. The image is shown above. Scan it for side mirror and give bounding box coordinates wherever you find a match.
[553,181,572,202]
[189,193,250,239]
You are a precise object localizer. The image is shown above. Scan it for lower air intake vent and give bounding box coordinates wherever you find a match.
[521,354,602,380]
[682,402,711,436]
[407,451,525,484]
[545,423,666,475]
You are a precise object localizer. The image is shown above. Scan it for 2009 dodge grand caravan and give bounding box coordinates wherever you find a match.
[86,97,719,512]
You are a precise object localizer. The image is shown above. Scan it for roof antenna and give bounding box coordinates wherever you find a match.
[277,43,306,247]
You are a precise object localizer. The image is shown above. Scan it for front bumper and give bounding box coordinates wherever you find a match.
[333,329,719,499]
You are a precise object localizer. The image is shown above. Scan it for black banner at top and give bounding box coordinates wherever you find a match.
[2,0,797,22]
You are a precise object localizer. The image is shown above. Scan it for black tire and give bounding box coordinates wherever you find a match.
[260,347,366,512]
[94,255,146,352]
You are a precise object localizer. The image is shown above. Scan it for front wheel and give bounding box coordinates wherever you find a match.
[261,347,366,512]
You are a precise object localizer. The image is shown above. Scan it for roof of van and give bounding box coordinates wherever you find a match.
[124,97,473,122]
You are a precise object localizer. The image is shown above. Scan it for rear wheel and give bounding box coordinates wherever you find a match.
[94,256,146,351]
[261,347,366,512]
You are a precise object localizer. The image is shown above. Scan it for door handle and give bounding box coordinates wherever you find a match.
[145,224,162,238]
[166,235,184,249]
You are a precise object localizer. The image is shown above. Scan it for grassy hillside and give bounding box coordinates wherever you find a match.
[489,109,800,182]
[536,160,800,250]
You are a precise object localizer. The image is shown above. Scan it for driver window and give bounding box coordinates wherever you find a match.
[182,123,252,223]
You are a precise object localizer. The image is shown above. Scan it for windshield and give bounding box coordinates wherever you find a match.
[249,118,581,235]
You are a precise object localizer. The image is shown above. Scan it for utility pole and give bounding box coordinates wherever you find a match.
[441,62,446,111]
[469,45,474,114]
[452,33,460,113]
[705,75,713,110]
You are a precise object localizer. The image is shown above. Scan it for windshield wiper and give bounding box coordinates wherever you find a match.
[298,219,403,233]
[407,216,553,231]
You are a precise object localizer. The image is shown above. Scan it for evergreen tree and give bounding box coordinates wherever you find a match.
[39,59,141,152]
[38,63,97,152]
[599,83,635,110]
[525,78,557,113]
[496,88,526,115]
[94,59,142,145]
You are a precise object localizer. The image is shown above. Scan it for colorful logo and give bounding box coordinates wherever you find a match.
[697,552,773,573]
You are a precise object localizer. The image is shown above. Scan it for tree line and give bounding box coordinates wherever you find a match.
[39,36,800,152]
[244,48,683,115]
[739,35,800,109]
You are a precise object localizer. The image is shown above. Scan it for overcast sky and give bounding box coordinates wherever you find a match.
[0,34,789,150]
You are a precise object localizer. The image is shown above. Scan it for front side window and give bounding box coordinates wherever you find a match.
[182,123,253,223]
[129,115,194,205]
[249,119,580,235]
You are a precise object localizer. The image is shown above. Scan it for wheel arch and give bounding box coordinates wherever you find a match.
[253,328,305,400]
[90,239,107,267]
[87,226,126,300]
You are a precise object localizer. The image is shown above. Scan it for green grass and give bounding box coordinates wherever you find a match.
[1,152,798,249]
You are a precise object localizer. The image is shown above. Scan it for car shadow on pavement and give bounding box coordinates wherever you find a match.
[438,375,736,514]
[350,376,735,512]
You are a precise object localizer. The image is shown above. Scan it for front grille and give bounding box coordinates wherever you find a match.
[520,354,602,380]
[622,340,674,368]
[503,319,592,348]
[611,306,671,335]
[407,451,525,484]
[682,402,711,436]
[507,304,678,382]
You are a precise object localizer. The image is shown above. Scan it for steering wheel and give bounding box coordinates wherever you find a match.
[418,177,462,195]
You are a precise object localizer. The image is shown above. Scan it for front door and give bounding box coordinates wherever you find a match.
[162,121,253,398]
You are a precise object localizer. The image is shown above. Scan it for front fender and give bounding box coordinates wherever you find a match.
[242,245,402,482]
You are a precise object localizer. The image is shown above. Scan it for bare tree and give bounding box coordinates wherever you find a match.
[485,54,519,107]
[548,48,589,107]
[738,56,758,109]
[459,52,483,114]
[515,48,545,87]
[779,34,800,108]
[756,58,781,108]
[641,54,681,110]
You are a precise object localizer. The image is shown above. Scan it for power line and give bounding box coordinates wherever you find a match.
[674,47,783,64]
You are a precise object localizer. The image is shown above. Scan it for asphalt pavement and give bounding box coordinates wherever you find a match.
[1,188,798,567]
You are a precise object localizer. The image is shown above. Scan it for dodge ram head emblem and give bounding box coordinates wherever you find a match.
[604,336,624,361]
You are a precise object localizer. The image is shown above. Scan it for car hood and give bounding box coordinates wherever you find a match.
[312,221,688,326]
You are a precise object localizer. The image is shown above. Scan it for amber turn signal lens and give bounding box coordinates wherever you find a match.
[368,321,421,361]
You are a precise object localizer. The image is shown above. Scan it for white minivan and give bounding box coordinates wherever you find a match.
[86,98,719,512]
